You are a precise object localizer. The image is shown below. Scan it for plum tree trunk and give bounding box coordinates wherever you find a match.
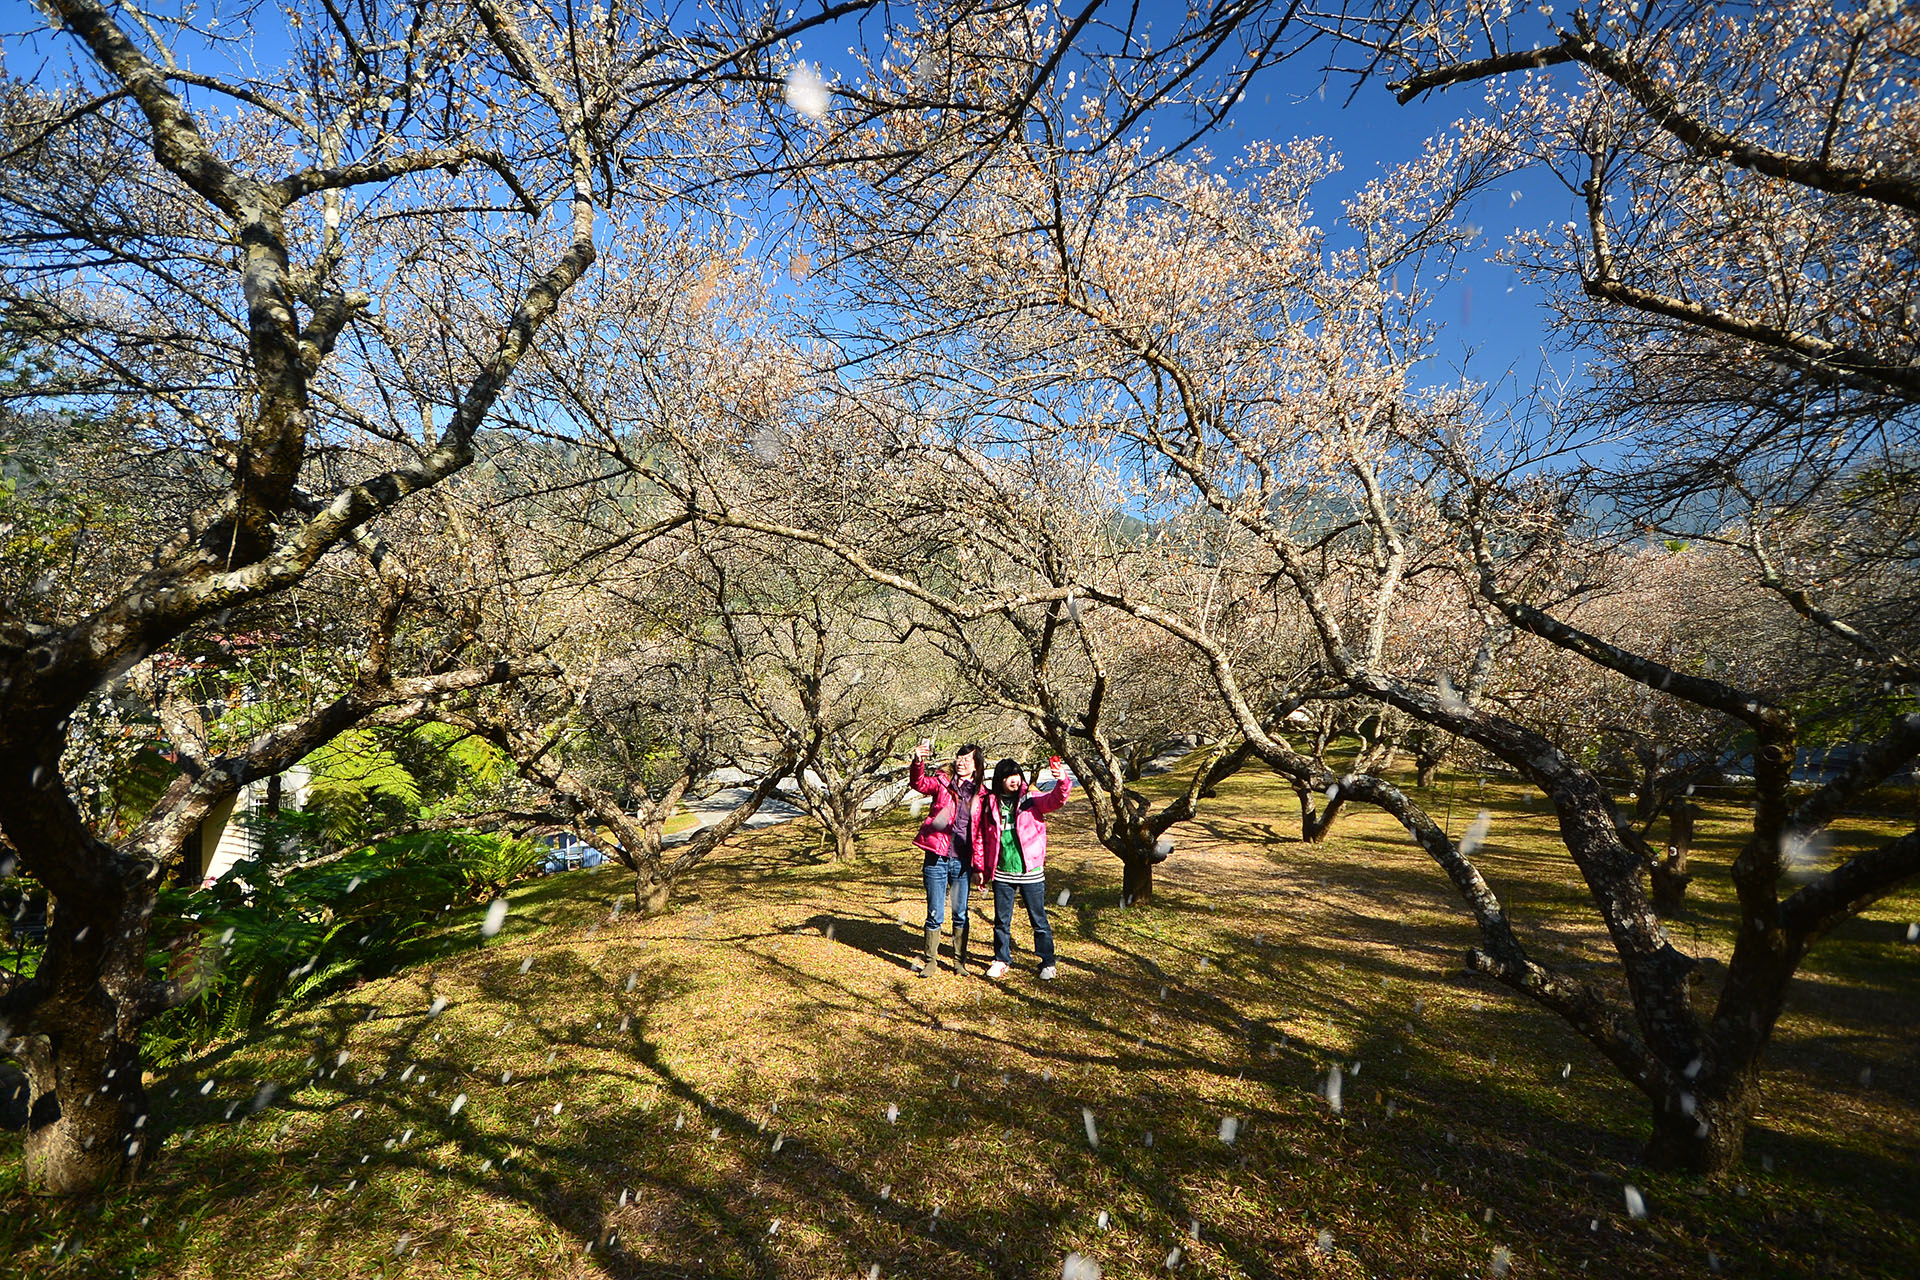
[632,871,671,916]
[9,864,163,1195]
[1663,799,1698,889]
[1644,1073,1756,1175]
[1295,784,1347,843]
[17,1013,147,1194]
[1122,852,1154,906]
[1648,852,1693,911]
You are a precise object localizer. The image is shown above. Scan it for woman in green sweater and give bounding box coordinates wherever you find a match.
[970,756,1072,980]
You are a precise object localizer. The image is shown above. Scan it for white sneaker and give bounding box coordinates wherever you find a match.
[1038,965,1057,981]
[985,961,1009,979]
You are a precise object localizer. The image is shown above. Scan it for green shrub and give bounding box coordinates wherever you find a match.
[143,828,543,1065]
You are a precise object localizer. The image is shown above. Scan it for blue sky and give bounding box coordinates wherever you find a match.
[1239,75,1579,396]
[0,0,1583,402]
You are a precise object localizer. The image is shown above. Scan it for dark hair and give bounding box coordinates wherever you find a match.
[955,743,986,779]
[991,758,1026,794]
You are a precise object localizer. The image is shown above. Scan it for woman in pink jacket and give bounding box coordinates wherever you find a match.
[909,741,986,976]
[971,756,1072,981]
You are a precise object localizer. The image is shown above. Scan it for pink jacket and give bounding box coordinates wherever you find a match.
[970,776,1071,882]
[909,758,984,857]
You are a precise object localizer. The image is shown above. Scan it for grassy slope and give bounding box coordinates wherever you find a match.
[4,764,1917,1279]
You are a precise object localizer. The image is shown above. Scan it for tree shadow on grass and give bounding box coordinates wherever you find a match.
[9,958,1030,1279]
[10,786,1916,1279]
[795,912,924,974]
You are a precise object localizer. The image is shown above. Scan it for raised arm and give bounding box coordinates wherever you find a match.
[1029,762,1073,816]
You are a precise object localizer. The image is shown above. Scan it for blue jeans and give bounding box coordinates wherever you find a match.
[922,856,970,930]
[992,879,1055,966]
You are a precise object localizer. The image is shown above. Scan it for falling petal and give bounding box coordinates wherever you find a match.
[1082,1107,1098,1149]
[1783,829,1827,875]
[783,62,829,120]
[1458,810,1492,857]
[885,1102,899,1124]
[449,1094,467,1116]
[1624,1185,1648,1219]
[1062,1253,1103,1280]
[1057,888,1071,907]
[1326,1066,1343,1114]
[1218,1116,1239,1144]
[1315,1229,1334,1255]
[480,899,509,938]
[1492,1244,1512,1275]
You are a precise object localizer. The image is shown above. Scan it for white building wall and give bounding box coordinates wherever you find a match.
[196,764,311,886]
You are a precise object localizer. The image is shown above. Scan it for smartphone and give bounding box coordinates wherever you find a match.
[918,737,934,755]
[1048,755,1064,780]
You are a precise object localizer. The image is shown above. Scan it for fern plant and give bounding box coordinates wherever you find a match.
[144,828,547,1064]
[142,717,550,1064]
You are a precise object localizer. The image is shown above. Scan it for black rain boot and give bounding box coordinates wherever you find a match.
[919,925,940,977]
[954,923,971,977]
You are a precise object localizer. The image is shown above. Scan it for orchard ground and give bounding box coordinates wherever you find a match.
[4,759,1916,1279]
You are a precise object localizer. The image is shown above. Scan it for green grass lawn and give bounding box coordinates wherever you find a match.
[4,764,1916,1278]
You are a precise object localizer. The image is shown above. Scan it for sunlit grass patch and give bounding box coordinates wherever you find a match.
[3,764,1915,1277]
